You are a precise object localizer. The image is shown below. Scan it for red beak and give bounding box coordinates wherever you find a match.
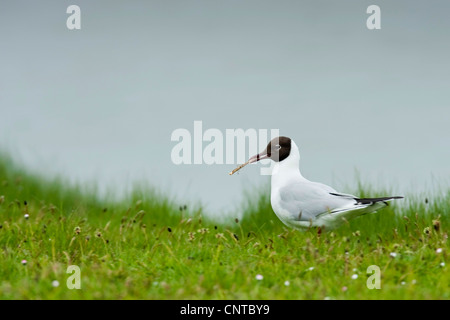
[248,152,270,164]
[229,151,270,175]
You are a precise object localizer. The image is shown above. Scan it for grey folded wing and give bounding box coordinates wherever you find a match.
[277,181,357,222]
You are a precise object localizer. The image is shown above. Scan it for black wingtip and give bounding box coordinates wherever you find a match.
[355,196,404,205]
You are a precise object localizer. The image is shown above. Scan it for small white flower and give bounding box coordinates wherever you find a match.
[440,262,445,267]
[255,274,263,281]
[284,281,290,286]
[352,268,358,272]
[52,280,60,288]
[412,279,417,284]
[24,214,29,220]
[436,248,443,254]
[401,281,406,285]
[351,274,358,280]
[324,296,331,300]
[308,267,314,271]
[390,252,397,258]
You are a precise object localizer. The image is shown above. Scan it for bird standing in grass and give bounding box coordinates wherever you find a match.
[230,136,403,231]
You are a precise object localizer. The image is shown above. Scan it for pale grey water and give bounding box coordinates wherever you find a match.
[1,1,449,214]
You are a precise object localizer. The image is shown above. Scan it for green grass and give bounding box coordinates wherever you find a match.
[0,155,448,299]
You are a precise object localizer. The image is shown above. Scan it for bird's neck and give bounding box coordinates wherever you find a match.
[271,142,307,187]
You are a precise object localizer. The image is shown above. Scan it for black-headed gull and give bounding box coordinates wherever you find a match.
[230,136,403,230]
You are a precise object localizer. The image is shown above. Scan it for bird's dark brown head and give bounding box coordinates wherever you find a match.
[228,136,293,175]
[265,136,292,162]
[247,136,292,164]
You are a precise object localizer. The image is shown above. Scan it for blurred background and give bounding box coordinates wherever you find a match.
[1,1,449,214]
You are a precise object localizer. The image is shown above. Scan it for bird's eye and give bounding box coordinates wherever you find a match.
[275,144,281,150]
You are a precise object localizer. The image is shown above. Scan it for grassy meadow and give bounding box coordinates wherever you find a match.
[0,155,448,300]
